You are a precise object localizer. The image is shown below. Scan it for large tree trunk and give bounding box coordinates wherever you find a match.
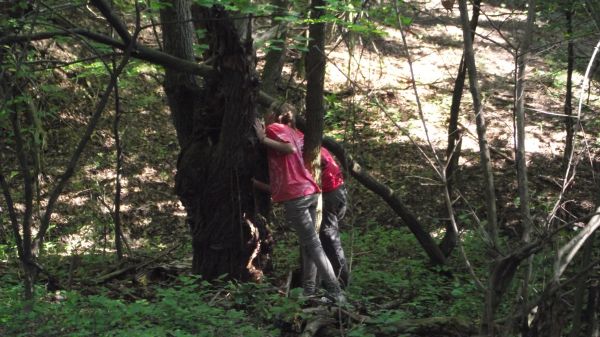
[304,0,326,176]
[162,2,272,281]
[160,0,198,147]
[303,0,326,234]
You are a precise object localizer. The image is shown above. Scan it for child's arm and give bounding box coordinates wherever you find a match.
[251,178,271,193]
[254,120,295,154]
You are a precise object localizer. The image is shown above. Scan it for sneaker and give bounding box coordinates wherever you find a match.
[320,291,347,306]
[332,293,347,306]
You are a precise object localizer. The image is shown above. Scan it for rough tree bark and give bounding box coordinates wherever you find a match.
[0,2,40,303]
[261,0,289,96]
[159,0,197,146]
[529,292,567,337]
[256,0,290,216]
[304,0,326,177]
[110,49,125,260]
[301,0,327,233]
[162,1,272,281]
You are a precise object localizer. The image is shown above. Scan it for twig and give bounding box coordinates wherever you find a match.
[338,306,369,323]
[94,243,181,284]
[208,289,225,305]
[378,298,403,310]
[284,270,293,297]
[547,38,600,227]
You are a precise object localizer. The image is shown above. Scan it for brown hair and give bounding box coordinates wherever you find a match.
[277,103,297,127]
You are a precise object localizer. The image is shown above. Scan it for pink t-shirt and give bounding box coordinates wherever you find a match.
[266,123,320,202]
[293,129,344,193]
[320,147,344,192]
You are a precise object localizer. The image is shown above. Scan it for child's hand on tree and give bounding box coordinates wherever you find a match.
[254,119,266,143]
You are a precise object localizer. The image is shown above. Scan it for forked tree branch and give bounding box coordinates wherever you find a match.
[89,0,133,44]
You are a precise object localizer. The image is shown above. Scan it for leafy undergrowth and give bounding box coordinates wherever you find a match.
[1,276,286,337]
[0,226,484,337]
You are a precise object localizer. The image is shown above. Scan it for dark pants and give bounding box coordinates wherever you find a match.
[320,185,349,288]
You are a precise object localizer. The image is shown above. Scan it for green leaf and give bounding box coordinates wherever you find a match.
[400,15,413,26]
[148,0,172,10]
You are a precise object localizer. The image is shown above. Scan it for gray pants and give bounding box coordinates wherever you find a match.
[321,185,349,288]
[283,193,342,297]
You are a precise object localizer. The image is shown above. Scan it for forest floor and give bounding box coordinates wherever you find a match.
[1,0,600,336]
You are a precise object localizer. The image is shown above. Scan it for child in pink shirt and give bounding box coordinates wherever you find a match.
[254,108,345,303]
[278,106,350,289]
[318,146,349,288]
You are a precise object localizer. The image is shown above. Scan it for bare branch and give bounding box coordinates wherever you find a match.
[547,38,600,226]
[33,14,142,254]
[0,174,25,258]
[0,28,214,77]
[89,0,132,44]
[457,0,498,247]
[555,206,600,281]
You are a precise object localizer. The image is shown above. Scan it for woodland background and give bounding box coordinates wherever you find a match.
[1,0,600,336]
